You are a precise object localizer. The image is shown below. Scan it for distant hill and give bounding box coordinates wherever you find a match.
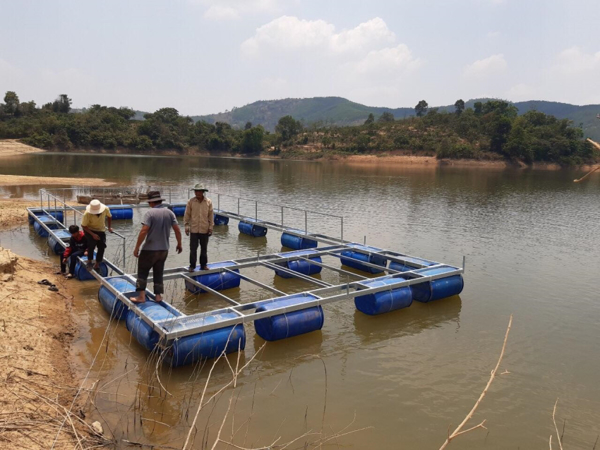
[192,97,414,131]
[193,96,600,141]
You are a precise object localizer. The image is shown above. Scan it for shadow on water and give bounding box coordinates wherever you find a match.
[353,295,462,345]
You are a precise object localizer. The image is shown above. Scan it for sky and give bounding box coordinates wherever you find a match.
[0,0,598,115]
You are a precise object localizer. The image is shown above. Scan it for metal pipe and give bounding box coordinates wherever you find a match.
[305,210,308,234]
[223,268,286,296]
[180,274,242,307]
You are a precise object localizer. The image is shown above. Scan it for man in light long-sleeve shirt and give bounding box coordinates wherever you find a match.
[184,184,214,271]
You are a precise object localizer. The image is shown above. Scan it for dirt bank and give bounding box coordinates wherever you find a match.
[0,199,43,229]
[0,139,43,156]
[0,174,115,187]
[0,247,103,449]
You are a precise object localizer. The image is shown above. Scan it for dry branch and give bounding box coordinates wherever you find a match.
[438,315,513,449]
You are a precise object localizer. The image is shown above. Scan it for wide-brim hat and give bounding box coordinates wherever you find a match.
[86,199,107,214]
[191,183,208,192]
[146,191,166,203]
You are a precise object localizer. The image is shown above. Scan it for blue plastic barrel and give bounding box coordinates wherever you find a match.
[254,293,324,341]
[107,205,133,220]
[29,210,64,225]
[354,277,412,315]
[389,256,436,273]
[48,229,71,255]
[214,214,229,226]
[163,313,246,367]
[340,244,387,274]
[74,256,109,280]
[281,231,317,250]
[238,220,267,237]
[185,261,241,294]
[33,216,59,237]
[274,249,322,279]
[98,277,135,320]
[410,267,464,302]
[126,301,181,351]
[171,204,186,217]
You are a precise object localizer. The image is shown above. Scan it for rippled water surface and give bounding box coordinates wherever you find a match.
[1,153,599,449]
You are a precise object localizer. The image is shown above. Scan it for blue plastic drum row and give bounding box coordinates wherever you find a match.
[97,276,246,367]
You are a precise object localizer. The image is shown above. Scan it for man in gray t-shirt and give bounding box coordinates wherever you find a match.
[132,191,182,303]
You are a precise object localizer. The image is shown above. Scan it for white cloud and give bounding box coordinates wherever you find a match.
[553,46,600,75]
[192,0,284,21]
[330,18,395,53]
[242,16,402,58]
[463,54,507,78]
[240,16,423,107]
[486,31,500,39]
[352,44,422,76]
[241,16,334,56]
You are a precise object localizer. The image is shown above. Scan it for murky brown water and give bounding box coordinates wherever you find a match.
[1,152,600,449]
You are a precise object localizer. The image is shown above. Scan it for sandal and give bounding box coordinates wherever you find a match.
[65,274,74,279]
[48,285,59,292]
[38,279,52,286]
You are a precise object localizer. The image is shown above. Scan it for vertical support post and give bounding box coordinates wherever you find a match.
[123,237,127,270]
[218,193,220,212]
[255,201,258,221]
[462,255,466,271]
[169,188,172,204]
[54,198,57,223]
[281,206,284,227]
[304,210,308,235]
[341,217,344,242]
[237,198,240,215]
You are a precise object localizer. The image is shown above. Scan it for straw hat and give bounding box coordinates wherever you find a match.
[86,199,107,214]
[191,183,208,192]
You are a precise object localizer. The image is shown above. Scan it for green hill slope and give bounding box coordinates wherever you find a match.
[194,97,600,141]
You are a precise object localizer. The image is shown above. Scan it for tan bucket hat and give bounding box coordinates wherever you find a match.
[86,199,107,214]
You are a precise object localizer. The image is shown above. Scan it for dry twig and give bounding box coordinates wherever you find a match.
[438,314,513,449]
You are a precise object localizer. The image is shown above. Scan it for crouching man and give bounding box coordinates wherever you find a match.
[61,225,88,279]
[132,191,182,303]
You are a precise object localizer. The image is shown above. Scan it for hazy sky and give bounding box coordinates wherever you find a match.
[1,0,598,115]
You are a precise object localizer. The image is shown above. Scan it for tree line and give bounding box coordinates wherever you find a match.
[0,91,595,165]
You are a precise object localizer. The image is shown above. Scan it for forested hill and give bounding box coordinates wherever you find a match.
[195,97,600,140]
[192,97,415,130]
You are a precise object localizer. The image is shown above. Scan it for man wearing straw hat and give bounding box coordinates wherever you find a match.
[184,183,214,272]
[131,191,182,303]
[81,199,113,270]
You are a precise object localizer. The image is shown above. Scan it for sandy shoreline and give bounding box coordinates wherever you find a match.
[0,202,105,448]
[0,245,100,448]
[0,174,115,186]
[0,139,43,156]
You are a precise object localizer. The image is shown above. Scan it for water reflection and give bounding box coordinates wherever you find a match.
[353,295,462,345]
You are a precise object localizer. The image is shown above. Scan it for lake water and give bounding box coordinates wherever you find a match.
[1,152,599,449]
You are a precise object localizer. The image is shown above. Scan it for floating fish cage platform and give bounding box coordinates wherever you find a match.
[28,188,465,367]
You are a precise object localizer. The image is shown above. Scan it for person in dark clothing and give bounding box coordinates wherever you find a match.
[61,225,88,279]
[132,191,183,303]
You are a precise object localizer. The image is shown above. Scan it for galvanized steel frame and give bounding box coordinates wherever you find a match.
[30,187,465,344]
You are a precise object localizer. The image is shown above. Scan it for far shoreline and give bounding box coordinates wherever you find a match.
[1,139,595,171]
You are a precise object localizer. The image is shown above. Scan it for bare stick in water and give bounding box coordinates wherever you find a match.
[552,399,564,450]
[574,139,600,182]
[438,314,513,450]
